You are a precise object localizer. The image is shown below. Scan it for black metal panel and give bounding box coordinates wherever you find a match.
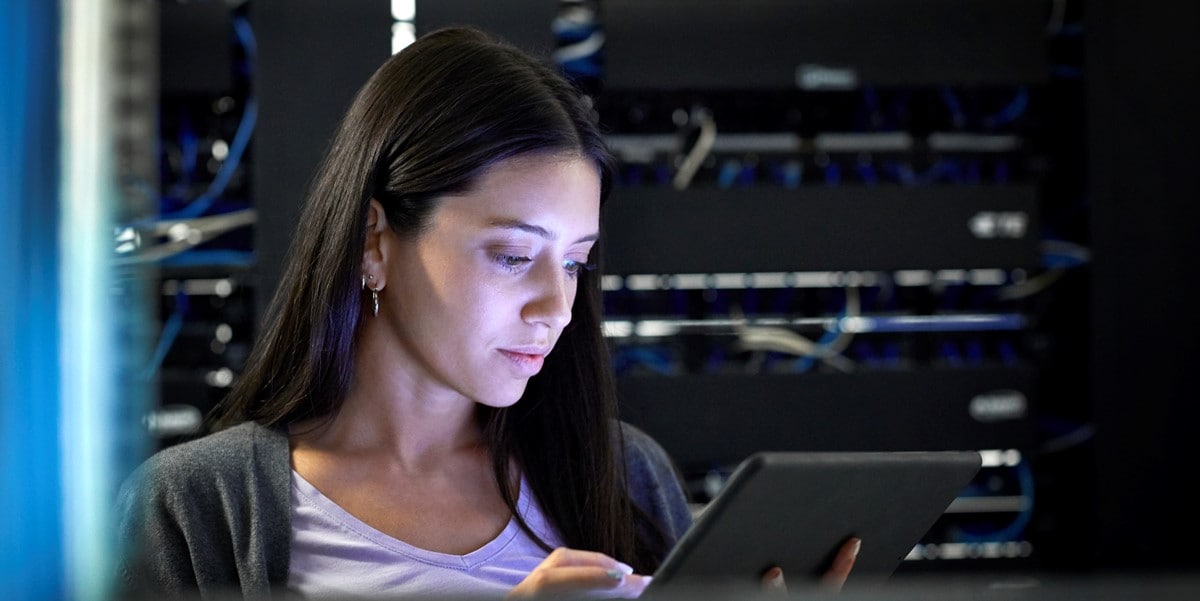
[617,368,1037,471]
[414,0,558,55]
[1087,0,1200,571]
[603,0,1049,90]
[160,1,233,95]
[601,185,1041,273]
[250,0,390,325]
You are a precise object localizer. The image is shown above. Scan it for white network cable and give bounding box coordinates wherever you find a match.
[732,287,861,372]
[113,208,257,265]
[672,110,717,190]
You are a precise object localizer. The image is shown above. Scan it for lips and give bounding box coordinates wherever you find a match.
[498,345,551,377]
[502,344,552,356]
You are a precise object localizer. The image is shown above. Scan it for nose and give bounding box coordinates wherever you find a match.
[522,260,574,331]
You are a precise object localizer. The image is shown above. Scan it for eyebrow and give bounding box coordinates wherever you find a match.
[486,218,599,244]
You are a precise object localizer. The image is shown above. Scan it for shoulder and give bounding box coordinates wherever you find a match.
[114,421,292,594]
[616,421,684,500]
[117,421,290,512]
[617,422,676,476]
[140,421,286,479]
[615,421,694,543]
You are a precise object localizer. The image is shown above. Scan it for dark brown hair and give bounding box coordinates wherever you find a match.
[212,26,667,572]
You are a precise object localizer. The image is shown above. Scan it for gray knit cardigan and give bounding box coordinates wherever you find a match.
[114,421,693,600]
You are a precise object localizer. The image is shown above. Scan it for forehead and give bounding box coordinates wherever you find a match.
[432,155,601,233]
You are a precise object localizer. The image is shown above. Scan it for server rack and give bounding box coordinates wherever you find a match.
[129,0,1134,577]
[578,0,1081,575]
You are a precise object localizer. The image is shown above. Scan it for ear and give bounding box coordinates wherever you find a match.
[361,198,389,291]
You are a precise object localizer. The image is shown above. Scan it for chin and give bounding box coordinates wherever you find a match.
[474,381,529,409]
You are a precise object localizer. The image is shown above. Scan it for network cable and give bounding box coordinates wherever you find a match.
[157,14,257,221]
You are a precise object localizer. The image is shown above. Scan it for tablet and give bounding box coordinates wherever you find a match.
[644,450,983,595]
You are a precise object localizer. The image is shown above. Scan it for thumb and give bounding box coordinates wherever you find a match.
[763,566,787,594]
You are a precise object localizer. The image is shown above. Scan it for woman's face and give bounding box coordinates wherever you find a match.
[378,154,601,408]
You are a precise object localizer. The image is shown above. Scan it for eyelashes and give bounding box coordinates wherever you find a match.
[562,259,597,276]
[492,254,594,278]
[495,254,532,270]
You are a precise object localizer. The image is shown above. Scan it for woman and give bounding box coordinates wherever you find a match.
[115,26,854,600]
[117,25,686,600]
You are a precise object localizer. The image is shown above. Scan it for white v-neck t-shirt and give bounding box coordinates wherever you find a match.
[287,470,564,599]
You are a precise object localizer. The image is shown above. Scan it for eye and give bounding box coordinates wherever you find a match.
[494,254,533,272]
[563,259,596,277]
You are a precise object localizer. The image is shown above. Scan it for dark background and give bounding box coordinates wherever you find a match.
[150,0,1200,578]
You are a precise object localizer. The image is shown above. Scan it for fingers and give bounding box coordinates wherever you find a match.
[521,567,648,597]
[508,548,651,599]
[599,573,652,599]
[542,547,636,573]
[762,566,787,594]
[818,537,861,592]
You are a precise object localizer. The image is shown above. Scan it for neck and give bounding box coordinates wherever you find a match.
[292,330,485,473]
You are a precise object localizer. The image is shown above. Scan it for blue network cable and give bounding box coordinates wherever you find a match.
[553,1,604,80]
[940,86,966,129]
[160,249,255,269]
[158,16,257,221]
[614,346,675,375]
[175,113,199,191]
[141,290,189,380]
[792,291,852,372]
[953,460,1036,543]
[984,87,1030,128]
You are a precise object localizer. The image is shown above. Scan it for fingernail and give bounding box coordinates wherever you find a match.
[606,569,626,581]
[615,562,634,575]
[852,539,862,558]
[766,568,785,590]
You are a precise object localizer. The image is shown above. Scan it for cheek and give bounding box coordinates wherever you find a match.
[563,280,583,323]
[398,270,484,337]
[568,281,581,308]
[446,274,509,330]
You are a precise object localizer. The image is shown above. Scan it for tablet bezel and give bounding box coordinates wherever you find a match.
[645,450,983,594]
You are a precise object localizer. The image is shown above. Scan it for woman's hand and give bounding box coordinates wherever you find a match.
[507,547,652,599]
[762,537,861,594]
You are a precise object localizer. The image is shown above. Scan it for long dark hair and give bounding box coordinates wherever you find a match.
[212,26,667,572]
